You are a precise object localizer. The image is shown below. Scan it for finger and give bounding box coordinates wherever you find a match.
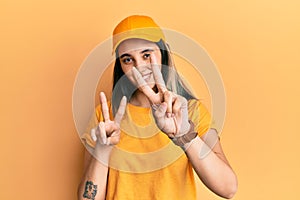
[100,92,110,122]
[172,96,182,115]
[98,121,107,144]
[107,132,120,145]
[172,116,179,135]
[153,102,167,130]
[150,54,167,93]
[151,103,160,111]
[163,91,173,117]
[114,96,127,125]
[91,128,97,142]
[154,102,167,119]
[132,67,157,102]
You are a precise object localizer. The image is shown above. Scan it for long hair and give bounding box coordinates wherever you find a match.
[111,39,196,115]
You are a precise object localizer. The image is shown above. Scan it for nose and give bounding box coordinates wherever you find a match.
[135,58,149,71]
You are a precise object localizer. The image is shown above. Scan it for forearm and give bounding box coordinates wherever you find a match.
[185,137,238,199]
[78,146,112,200]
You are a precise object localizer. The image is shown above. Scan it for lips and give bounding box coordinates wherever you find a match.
[142,72,152,81]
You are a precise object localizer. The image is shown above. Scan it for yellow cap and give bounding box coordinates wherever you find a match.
[112,15,166,53]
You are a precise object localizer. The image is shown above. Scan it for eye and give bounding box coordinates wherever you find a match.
[143,53,151,59]
[122,57,133,64]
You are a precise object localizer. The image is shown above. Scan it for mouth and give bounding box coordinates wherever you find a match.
[142,72,152,81]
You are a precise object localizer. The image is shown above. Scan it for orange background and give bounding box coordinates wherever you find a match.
[1,0,300,199]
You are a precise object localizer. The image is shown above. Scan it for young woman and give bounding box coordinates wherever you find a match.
[78,15,237,200]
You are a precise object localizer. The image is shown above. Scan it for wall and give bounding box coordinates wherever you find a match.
[1,0,300,199]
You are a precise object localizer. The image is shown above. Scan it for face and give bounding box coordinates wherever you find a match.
[117,38,162,89]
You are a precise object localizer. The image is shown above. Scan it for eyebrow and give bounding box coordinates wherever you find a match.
[120,49,154,59]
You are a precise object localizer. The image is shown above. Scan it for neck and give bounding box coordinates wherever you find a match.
[129,90,151,108]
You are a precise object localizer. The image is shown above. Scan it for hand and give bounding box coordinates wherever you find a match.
[131,54,190,138]
[91,92,127,145]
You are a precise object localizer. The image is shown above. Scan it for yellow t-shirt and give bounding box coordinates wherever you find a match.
[81,99,213,200]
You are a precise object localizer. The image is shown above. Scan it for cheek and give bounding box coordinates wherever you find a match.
[120,64,136,83]
[121,64,132,74]
[154,51,162,65]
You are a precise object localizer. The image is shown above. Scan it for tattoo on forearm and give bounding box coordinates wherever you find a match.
[83,181,98,200]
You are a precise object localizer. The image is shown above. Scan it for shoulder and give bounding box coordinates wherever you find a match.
[188,99,210,116]
[187,99,212,137]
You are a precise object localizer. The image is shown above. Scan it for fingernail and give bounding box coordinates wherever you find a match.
[91,129,97,141]
[171,113,175,118]
[167,112,171,118]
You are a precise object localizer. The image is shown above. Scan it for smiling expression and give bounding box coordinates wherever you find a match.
[117,38,162,89]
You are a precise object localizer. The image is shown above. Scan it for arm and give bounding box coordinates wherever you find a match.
[78,93,127,200]
[136,54,237,198]
[77,148,111,200]
[185,130,238,199]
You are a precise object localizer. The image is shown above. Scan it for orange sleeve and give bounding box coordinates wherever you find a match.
[188,99,217,137]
